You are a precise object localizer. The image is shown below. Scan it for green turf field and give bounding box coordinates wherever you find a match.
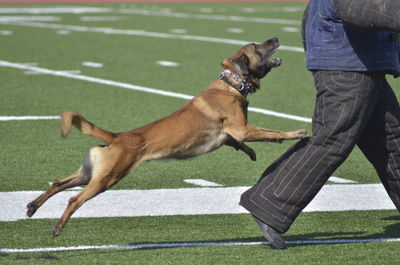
[1,2,400,264]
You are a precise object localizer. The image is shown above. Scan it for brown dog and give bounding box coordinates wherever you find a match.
[26,37,306,237]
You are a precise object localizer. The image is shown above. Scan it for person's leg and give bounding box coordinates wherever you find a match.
[333,0,400,32]
[240,71,385,234]
[357,80,400,210]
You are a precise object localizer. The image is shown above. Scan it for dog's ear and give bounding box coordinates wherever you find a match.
[220,54,249,77]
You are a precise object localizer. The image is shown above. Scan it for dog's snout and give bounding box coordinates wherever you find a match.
[266,37,279,48]
[258,37,279,51]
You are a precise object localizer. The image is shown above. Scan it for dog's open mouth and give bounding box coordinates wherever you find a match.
[264,38,282,68]
[268,57,282,68]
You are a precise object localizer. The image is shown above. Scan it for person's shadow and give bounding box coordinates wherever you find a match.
[281,215,400,247]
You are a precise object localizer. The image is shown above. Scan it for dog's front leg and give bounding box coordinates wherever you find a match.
[242,126,306,142]
[225,136,257,161]
[226,125,306,143]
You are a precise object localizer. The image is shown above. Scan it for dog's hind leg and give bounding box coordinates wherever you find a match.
[52,178,108,237]
[26,154,93,217]
[51,145,137,237]
[51,169,128,237]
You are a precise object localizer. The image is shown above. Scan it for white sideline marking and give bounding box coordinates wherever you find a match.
[0,7,302,26]
[0,60,192,100]
[282,26,299,33]
[248,107,311,123]
[227,28,244,34]
[0,184,395,222]
[56,30,70,35]
[0,116,59,121]
[0,30,12,35]
[0,7,112,14]
[0,60,312,123]
[118,8,301,26]
[82,61,103,68]
[2,237,400,253]
[241,7,304,13]
[328,176,357,184]
[79,16,125,22]
[0,21,305,53]
[156,60,180,67]
[183,179,224,187]
[169,28,187,34]
[24,70,81,75]
[198,8,213,13]
[0,16,60,22]
[20,62,38,66]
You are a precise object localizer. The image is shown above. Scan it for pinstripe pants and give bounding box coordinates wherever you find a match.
[240,70,400,234]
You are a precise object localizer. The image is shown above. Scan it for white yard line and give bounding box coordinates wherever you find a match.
[24,69,81,75]
[156,60,180,67]
[2,237,400,253]
[0,21,305,53]
[247,107,311,123]
[328,176,357,184]
[183,179,224,187]
[79,16,125,22]
[118,8,301,26]
[0,60,311,123]
[0,6,301,25]
[0,16,61,22]
[81,61,103,68]
[0,116,59,121]
[0,7,112,14]
[0,184,395,222]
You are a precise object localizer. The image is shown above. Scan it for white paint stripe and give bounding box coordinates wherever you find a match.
[0,30,13,35]
[248,107,311,123]
[0,7,112,14]
[328,176,357,184]
[56,30,70,35]
[0,21,304,53]
[24,70,81,75]
[183,179,224,187]
[79,16,125,22]
[118,8,301,26]
[156,60,180,67]
[0,184,395,222]
[20,62,38,66]
[0,60,311,123]
[82,61,103,68]
[227,28,244,34]
[169,28,187,34]
[282,26,299,33]
[0,60,193,100]
[0,16,61,22]
[0,116,59,121]
[2,237,400,253]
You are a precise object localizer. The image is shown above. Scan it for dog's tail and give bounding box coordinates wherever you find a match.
[60,112,115,145]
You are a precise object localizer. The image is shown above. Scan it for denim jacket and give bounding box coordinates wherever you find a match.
[305,0,400,76]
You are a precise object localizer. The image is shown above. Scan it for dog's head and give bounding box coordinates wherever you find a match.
[220,37,282,92]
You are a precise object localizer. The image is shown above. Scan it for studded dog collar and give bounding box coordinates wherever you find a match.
[219,68,256,98]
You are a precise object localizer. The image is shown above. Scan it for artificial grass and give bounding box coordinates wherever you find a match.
[1,2,399,265]
[1,211,400,264]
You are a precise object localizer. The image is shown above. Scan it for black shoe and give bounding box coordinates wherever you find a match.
[253,216,286,250]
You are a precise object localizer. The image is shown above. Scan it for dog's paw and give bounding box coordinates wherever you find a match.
[248,150,257,161]
[26,202,38,218]
[52,224,62,237]
[294,129,307,138]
